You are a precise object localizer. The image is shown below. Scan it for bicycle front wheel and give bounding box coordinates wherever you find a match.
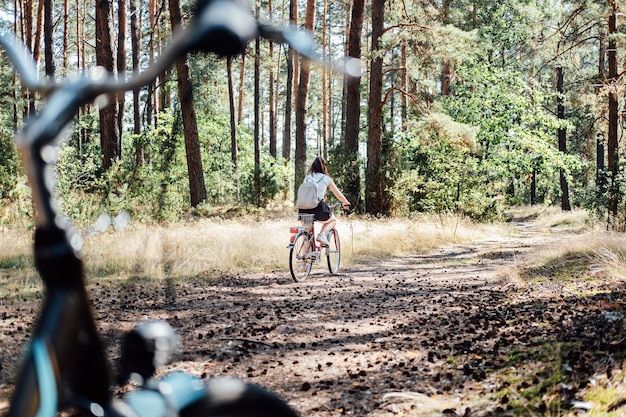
[289,232,312,282]
[326,228,340,274]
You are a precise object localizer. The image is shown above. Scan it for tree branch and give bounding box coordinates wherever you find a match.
[382,86,418,108]
[382,22,429,37]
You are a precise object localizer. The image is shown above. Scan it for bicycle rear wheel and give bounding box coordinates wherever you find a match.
[326,228,340,274]
[289,232,312,282]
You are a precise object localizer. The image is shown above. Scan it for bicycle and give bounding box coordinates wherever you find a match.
[0,1,360,416]
[288,203,342,282]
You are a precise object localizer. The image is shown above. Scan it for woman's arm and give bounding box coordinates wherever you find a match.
[329,180,351,209]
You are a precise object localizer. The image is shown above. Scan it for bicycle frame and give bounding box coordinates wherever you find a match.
[8,232,113,416]
[1,0,360,415]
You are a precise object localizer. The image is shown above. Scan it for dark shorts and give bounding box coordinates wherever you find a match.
[298,200,331,221]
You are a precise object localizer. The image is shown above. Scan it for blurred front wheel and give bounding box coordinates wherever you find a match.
[181,377,299,417]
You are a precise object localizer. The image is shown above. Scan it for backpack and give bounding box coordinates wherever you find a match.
[295,176,323,209]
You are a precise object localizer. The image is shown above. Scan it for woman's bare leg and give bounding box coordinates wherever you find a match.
[318,214,336,237]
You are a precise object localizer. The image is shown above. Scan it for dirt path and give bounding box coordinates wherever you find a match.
[2,220,626,416]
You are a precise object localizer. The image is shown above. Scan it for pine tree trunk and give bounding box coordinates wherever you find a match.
[283,49,293,162]
[254,0,262,206]
[12,0,18,128]
[169,0,207,207]
[400,40,407,131]
[227,56,238,176]
[294,0,315,187]
[22,0,36,117]
[76,0,86,148]
[607,10,619,219]
[556,67,571,211]
[236,55,245,124]
[321,0,328,156]
[440,0,451,96]
[267,0,277,159]
[117,0,127,144]
[43,0,54,76]
[343,0,364,211]
[33,0,44,67]
[62,0,68,70]
[129,0,143,165]
[596,30,607,201]
[146,0,156,127]
[282,0,296,167]
[366,0,387,215]
[95,0,120,169]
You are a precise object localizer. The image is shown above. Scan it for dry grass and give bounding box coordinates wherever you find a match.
[503,207,626,283]
[83,217,294,280]
[512,205,591,230]
[2,208,626,416]
[88,213,516,280]
[0,213,510,284]
[0,227,31,260]
[590,233,626,279]
[2,207,625,287]
[0,228,40,300]
[340,213,509,264]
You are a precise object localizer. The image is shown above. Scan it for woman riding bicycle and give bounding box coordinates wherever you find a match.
[298,156,351,246]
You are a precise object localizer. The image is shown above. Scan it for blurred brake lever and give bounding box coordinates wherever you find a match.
[257,23,364,77]
[0,34,56,95]
[187,0,258,56]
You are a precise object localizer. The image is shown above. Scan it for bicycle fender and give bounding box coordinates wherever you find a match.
[125,373,205,417]
[287,231,308,249]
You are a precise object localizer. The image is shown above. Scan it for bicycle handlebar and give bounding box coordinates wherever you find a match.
[1,0,362,97]
[327,202,352,215]
[3,1,346,415]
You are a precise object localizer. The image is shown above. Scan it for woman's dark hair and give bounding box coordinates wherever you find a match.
[308,156,329,175]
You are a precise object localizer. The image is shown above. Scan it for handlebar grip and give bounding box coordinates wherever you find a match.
[188,0,258,57]
[15,79,96,229]
[0,34,54,94]
[125,374,300,417]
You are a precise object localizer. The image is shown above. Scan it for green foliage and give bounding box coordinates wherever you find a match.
[56,142,103,223]
[52,108,288,225]
[198,112,287,207]
[327,143,364,209]
[393,113,502,220]
[0,54,20,203]
[376,136,403,216]
[190,54,229,117]
[0,114,29,227]
[54,112,188,223]
[239,155,288,207]
[0,124,19,199]
[199,113,239,203]
[443,61,584,207]
[0,0,617,223]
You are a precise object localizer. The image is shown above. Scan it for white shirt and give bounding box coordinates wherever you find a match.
[305,172,332,201]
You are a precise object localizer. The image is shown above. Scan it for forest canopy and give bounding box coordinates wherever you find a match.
[0,0,625,227]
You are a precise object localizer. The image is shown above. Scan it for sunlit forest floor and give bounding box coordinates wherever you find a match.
[1,206,626,416]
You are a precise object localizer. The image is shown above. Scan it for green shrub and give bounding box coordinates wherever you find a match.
[393,113,503,220]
